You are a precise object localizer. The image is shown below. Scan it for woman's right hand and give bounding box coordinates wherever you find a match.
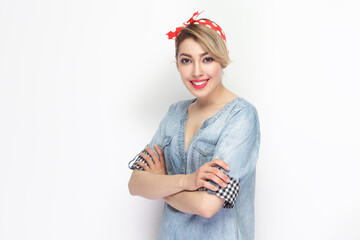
[185,159,231,192]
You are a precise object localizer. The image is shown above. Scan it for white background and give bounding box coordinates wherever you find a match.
[1,0,360,239]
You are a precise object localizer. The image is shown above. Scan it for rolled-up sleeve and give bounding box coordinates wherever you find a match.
[205,104,261,208]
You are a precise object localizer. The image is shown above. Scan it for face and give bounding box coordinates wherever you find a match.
[176,38,223,99]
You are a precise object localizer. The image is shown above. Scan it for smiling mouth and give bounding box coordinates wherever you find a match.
[190,79,209,89]
[191,80,207,86]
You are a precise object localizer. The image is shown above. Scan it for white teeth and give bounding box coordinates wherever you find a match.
[192,80,207,86]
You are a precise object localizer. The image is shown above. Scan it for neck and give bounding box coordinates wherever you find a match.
[194,83,236,108]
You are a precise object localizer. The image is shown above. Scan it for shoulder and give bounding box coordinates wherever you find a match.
[167,98,195,115]
[225,97,259,123]
[159,98,194,126]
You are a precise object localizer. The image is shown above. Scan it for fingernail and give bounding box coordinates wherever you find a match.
[226,178,230,183]
[222,183,227,188]
[213,187,218,191]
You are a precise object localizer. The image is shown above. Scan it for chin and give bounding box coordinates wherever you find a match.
[188,89,212,99]
[185,82,220,99]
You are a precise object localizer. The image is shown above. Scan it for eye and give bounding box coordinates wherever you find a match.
[203,57,214,63]
[180,58,191,64]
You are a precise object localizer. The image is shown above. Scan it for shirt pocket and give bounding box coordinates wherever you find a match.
[192,139,216,171]
[158,136,175,175]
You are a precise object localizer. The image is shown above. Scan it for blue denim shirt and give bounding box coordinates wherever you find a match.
[146,97,260,240]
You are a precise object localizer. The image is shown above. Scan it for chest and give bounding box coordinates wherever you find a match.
[184,116,205,152]
[184,107,223,152]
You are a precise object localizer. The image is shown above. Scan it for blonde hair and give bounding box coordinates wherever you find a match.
[175,19,230,68]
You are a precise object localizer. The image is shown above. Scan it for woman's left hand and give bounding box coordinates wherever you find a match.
[136,144,167,175]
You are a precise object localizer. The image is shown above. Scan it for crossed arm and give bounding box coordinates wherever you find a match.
[128,145,231,218]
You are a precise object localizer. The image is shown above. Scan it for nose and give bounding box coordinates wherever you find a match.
[192,62,204,78]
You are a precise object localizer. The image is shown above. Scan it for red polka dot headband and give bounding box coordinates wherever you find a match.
[166,11,226,42]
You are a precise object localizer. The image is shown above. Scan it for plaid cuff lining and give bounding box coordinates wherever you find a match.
[198,177,240,209]
[128,149,151,171]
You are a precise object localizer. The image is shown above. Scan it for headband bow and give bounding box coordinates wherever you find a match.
[166,11,226,41]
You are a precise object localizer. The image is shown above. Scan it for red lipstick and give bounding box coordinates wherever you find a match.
[190,79,209,89]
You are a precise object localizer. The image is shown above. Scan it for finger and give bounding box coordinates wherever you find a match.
[136,160,150,171]
[140,152,154,168]
[201,180,218,192]
[145,146,159,163]
[209,159,230,171]
[154,144,164,164]
[209,167,231,184]
[205,172,227,188]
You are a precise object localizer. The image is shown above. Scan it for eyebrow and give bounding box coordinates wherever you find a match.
[179,52,208,58]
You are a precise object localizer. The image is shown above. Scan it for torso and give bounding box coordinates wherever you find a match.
[158,96,260,240]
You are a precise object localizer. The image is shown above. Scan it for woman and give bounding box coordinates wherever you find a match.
[128,11,260,240]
